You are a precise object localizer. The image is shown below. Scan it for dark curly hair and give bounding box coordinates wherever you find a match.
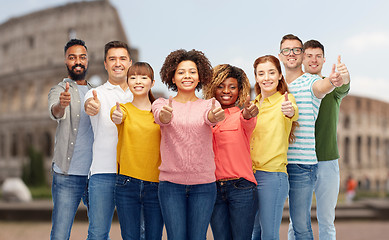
[64,39,87,55]
[160,49,213,92]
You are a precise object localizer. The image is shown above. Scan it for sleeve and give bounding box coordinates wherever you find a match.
[204,99,221,126]
[47,84,66,121]
[152,98,170,125]
[309,74,322,100]
[240,111,257,134]
[334,82,350,100]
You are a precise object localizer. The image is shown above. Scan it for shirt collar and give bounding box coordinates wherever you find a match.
[103,81,129,92]
[254,91,282,105]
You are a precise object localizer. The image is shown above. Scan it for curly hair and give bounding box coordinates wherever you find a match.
[253,55,299,143]
[160,49,213,92]
[203,64,251,107]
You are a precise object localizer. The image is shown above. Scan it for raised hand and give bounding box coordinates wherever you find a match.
[112,102,123,124]
[208,98,225,123]
[242,95,259,119]
[336,55,350,84]
[281,92,295,118]
[59,82,71,109]
[329,64,343,87]
[159,96,174,124]
[85,90,101,116]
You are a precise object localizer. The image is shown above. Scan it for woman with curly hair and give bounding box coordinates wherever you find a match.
[203,64,259,240]
[151,49,225,239]
[251,55,299,240]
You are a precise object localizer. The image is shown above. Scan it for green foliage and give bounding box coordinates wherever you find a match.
[22,147,46,187]
[29,185,52,199]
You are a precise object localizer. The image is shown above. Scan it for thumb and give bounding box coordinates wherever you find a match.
[116,102,121,112]
[211,97,216,110]
[244,95,251,108]
[65,82,69,92]
[93,90,98,101]
[168,96,173,108]
[284,92,289,101]
[338,55,342,65]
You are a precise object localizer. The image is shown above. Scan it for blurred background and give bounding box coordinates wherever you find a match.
[0,0,388,238]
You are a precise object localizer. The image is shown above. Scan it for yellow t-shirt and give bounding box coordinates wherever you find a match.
[250,92,298,173]
[111,102,161,182]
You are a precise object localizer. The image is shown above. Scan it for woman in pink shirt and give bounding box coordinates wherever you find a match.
[152,49,225,240]
[203,64,259,240]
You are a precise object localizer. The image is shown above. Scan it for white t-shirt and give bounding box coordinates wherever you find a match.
[84,81,132,175]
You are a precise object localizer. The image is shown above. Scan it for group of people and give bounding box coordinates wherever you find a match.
[48,33,350,240]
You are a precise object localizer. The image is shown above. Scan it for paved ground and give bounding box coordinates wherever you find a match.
[1,220,389,240]
[1,198,389,239]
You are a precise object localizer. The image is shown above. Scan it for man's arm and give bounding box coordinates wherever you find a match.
[313,63,343,99]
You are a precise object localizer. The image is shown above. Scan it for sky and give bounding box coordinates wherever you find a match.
[1,0,389,102]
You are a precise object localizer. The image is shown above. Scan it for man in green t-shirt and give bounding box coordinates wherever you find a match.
[302,40,350,240]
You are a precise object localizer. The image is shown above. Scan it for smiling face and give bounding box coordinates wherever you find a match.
[104,47,132,84]
[303,47,325,75]
[278,39,303,70]
[215,77,239,109]
[127,75,154,97]
[172,60,199,93]
[255,61,282,97]
[65,45,88,81]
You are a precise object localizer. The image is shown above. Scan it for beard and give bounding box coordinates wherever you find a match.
[67,63,88,81]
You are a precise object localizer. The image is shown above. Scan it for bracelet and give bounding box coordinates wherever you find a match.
[328,78,336,87]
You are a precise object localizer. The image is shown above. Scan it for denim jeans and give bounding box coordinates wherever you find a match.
[158,181,216,240]
[50,171,88,240]
[210,178,257,240]
[252,171,288,240]
[287,163,317,240]
[115,174,163,240]
[87,173,116,240]
[314,160,339,240]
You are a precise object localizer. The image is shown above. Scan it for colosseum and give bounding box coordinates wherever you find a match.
[0,0,138,180]
[0,0,388,193]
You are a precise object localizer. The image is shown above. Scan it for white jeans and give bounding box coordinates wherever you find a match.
[315,160,340,240]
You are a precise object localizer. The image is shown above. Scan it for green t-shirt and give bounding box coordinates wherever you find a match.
[315,82,350,161]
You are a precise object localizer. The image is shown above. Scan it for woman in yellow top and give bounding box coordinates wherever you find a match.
[110,62,163,240]
[251,55,298,240]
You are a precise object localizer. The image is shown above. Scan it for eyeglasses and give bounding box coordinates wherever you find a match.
[280,47,303,56]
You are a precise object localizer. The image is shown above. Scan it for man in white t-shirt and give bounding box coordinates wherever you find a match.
[84,41,132,240]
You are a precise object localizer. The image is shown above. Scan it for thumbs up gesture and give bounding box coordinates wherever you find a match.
[159,96,174,124]
[329,63,343,87]
[281,92,295,118]
[242,95,259,119]
[112,102,123,124]
[208,98,225,123]
[336,55,350,85]
[85,90,101,116]
[59,82,71,109]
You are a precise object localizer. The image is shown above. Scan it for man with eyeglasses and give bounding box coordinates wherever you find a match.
[278,34,343,240]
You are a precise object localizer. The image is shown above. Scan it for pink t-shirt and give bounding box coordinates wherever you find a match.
[152,98,219,185]
[212,107,257,184]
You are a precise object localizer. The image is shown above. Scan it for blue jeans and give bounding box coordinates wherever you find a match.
[287,164,317,240]
[314,160,339,240]
[158,181,216,240]
[87,173,116,240]
[210,178,257,240]
[115,174,163,240]
[50,172,88,240]
[252,171,289,240]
